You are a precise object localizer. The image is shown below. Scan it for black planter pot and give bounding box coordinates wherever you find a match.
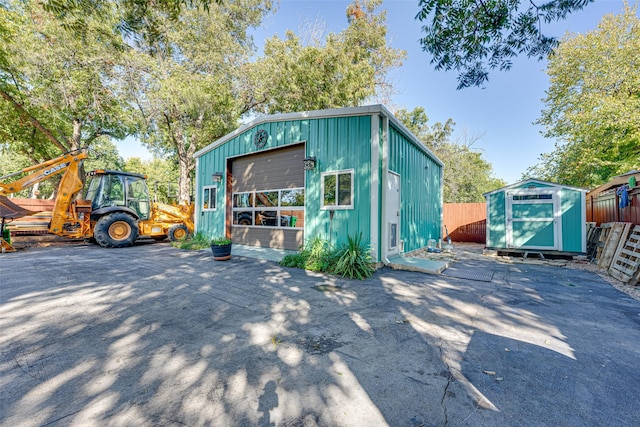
[210,243,232,261]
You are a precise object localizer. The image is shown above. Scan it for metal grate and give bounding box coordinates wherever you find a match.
[442,266,494,282]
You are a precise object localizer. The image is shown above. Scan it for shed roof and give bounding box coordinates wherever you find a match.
[483,178,588,197]
[193,104,443,167]
[586,170,640,197]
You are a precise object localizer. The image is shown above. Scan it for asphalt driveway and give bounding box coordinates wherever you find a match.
[1,243,639,426]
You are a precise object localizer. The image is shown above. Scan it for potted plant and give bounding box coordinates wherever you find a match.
[210,236,232,261]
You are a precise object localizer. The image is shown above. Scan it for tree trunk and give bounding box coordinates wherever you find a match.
[71,119,82,151]
[174,127,197,204]
[178,155,192,204]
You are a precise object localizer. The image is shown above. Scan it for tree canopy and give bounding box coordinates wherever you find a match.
[0,0,134,160]
[529,4,640,187]
[416,0,594,88]
[254,0,405,113]
[125,0,273,203]
[127,0,405,202]
[396,107,505,202]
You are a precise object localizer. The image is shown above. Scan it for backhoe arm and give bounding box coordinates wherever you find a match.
[0,149,88,196]
[0,148,92,239]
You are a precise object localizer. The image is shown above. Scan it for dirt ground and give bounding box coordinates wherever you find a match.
[414,242,640,302]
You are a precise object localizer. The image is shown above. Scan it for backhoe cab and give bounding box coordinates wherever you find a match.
[85,170,194,248]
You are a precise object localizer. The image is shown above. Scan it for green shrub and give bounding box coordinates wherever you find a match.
[300,236,333,272]
[171,232,211,250]
[281,253,306,268]
[330,232,375,280]
[210,236,232,245]
[280,233,374,279]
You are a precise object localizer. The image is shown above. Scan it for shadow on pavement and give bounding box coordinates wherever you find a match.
[1,243,639,426]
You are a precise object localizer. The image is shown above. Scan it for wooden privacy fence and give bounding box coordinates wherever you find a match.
[443,203,486,243]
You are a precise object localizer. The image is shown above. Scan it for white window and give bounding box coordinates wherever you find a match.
[321,169,354,209]
[202,186,217,211]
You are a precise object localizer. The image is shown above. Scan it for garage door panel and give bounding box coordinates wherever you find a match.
[231,144,305,250]
[232,228,303,250]
[232,145,304,192]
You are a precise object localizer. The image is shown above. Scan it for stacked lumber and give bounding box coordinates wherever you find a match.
[3,198,54,235]
[7,211,52,234]
[609,225,640,286]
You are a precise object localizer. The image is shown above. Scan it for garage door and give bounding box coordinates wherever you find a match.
[231,144,305,250]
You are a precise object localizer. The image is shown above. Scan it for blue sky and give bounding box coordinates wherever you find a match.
[117,0,634,185]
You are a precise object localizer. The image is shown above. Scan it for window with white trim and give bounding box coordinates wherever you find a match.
[202,186,217,211]
[321,169,354,209]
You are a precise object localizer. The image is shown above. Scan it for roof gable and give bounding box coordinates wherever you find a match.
[484,179,587,197]
[194,104,443,166]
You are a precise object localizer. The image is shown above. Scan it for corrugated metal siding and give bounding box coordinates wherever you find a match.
[387,124,442,252]
[560,188,584,252]
[197,121,309,239]
[304,116,372,247]
[197,115,372,248]
[587,187,639,226]
[487,192,506,248]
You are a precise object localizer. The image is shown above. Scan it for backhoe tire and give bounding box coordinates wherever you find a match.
[94,212,139,248]
[168,224,190,241]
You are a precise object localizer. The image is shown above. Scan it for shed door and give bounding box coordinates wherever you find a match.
[506,189,559,250]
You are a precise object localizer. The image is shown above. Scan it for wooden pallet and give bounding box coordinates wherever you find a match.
[597,222,632,270]
[586,223,601,262]
[609,225,640,286]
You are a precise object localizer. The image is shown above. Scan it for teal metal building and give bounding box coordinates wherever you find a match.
[484,179,587,254]
[193,105,444,264]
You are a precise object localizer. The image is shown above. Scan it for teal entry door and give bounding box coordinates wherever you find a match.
[506,189,559,250]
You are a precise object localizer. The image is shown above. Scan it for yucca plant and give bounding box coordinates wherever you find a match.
[330,232,375,280]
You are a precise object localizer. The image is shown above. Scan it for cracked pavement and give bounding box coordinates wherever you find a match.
[1,243,640,426]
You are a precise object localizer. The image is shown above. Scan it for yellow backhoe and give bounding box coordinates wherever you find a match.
[0,148,194,252]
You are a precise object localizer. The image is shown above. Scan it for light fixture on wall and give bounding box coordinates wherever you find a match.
[212,172,223,183]
[303,156,316,171]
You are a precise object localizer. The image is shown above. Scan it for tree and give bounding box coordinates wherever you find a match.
[0,0,135,161]
[0,139,124,198]
[39,0,221,40]
[530,4,640,187]
[128,0,404,203]
[126,0,274,203]
[123,157,180,204]
[396,107,505,202]
[253,0,405,113]
[415,0,594,88]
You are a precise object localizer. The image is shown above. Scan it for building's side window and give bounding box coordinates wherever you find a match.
[202,186,217,211]
[321,169,354,209]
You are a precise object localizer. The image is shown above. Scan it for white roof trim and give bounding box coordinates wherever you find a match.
[483,178,588,197]
[193,104,444,166]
